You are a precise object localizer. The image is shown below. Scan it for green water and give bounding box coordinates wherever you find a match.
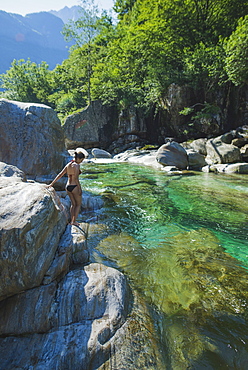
[80,162,248,369]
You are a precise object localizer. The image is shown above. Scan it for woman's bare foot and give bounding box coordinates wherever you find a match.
[70,221,80,226]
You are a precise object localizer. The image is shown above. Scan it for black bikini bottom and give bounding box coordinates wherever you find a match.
[66,185,77,193]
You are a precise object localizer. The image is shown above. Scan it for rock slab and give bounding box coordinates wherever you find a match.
[0,99,65,178]
[0,176,67,300]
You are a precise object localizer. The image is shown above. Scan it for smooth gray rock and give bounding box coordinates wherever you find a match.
[0,178,67,300]
[0,161,26,181]
[206,138,241,164]
[70,223,89,265]
[0,99,65,179]
[0,263,163,370]
[156,141,189,169]
[0,264,133,370]
[186,149,207,170]
[205,163,248,174]
[63,100,116,149]
[92,148,112,158]
[189,138,207,155]
[42,225,74,285]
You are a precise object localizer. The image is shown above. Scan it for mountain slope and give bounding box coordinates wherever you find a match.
[0,10,73,74]
[49,6,82,24]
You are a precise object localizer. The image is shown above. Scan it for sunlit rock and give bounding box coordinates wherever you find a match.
[0,178,67,300]
[189,137,207,155]
[240,143,248,161]
[206,137,241,164]
[0,263,163,369]
[92,148,112,158]
[0,99,66,180]
[156,141,189,169]
[186,149,207,170]
[63,100,116,149]
[0,161,26,181]
[203,163,248,174]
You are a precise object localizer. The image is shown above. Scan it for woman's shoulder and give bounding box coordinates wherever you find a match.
[67,160,79,171]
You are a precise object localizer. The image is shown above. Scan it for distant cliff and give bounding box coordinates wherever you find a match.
[0,9,77,74]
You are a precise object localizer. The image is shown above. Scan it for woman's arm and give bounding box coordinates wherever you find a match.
[48,166,67,187]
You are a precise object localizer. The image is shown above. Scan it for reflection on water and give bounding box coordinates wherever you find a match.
[80,163,248,369]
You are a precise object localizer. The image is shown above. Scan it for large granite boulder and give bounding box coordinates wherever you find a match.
[0,263,129,368]
[156,141,189,169]
[63,100,117,149]
[186,149,207,170]
[0,99,66,179]
[0,161,26,181]
[189,138,207,155]
[0,263,163,369]
[206,137,241,164]
[0,175,67,300]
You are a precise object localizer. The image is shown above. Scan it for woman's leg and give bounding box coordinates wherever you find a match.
[70,189,82,226]
[67,191,76,224]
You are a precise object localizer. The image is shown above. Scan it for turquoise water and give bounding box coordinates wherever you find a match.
[80,162,248,369]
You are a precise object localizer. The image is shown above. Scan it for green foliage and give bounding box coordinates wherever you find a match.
[1,0,248,118]
[180,102,221,127]
[0,59,53,105]
[192,103,221,121]
[140,144,159,150]
[92,0,186,108]
[91,0,248,108]
[113,0,136,19]
[179,107,194,116]
[224,15,248,85]
[183,42,227,92]
[62,0,112,104]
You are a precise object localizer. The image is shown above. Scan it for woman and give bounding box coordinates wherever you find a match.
[48,150,85,226]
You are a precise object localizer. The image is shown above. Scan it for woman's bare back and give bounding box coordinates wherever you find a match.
[66,161,80,185]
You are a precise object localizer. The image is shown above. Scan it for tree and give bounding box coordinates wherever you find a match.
[0,59,53,105]
[183,42,226,96]
[62,0,101,104]
[92,0,248,108]
[113,0,136,19]
[225,15,248,86]
[48,48,89,115]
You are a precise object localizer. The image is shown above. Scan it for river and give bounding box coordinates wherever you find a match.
[80,162,248,369]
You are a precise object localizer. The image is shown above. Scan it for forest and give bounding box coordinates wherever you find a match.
[0,0,248,135]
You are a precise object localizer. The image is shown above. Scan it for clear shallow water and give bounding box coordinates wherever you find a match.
[80,162,248,369]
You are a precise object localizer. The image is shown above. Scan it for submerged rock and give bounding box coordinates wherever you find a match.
[94,227,248,369]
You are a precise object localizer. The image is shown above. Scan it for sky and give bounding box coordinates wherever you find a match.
[0,0,114,16]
